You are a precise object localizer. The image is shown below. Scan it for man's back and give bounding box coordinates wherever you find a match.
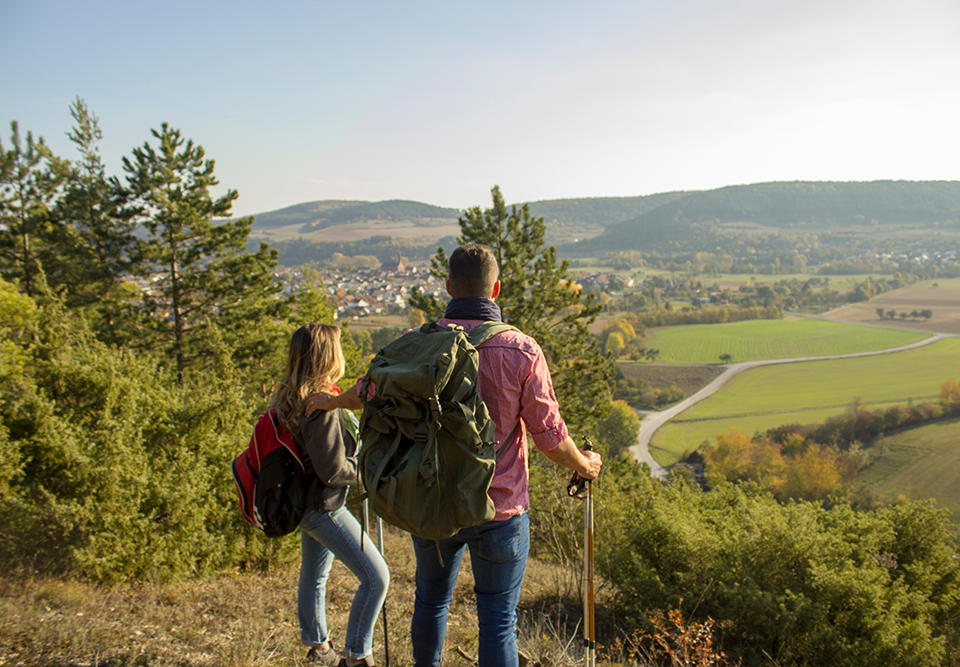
[436,317,569,520]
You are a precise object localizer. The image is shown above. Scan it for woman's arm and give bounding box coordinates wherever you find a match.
[305,384,362,415]
[299,410,357,488]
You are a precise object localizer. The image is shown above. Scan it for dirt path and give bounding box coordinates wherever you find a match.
[629,322,957,477]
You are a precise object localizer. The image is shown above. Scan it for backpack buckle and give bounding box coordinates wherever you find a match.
[414,421,429,444]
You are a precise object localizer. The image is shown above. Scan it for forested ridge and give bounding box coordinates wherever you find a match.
[249,198,460,233]
[3,102,960,666]
[244,180,960,270]
[573,180,960,254]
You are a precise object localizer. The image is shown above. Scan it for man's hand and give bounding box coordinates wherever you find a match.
[543,436,602,479]
[578,448,602,479]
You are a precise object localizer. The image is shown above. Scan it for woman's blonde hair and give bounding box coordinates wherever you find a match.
[270,323,345,432]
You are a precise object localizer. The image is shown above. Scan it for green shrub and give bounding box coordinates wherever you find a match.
[0,292,299,581]
[597,460,960,667]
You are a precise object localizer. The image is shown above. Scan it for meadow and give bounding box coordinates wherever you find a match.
[646,317,929,364]
[857,416,960,524]
[648,337,960,465]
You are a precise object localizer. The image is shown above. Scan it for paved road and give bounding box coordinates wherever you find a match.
[629,327,957,478]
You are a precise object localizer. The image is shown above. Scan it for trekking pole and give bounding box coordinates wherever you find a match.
[584,478,595,667]
[376,515,391,666]
[567,440,596,667]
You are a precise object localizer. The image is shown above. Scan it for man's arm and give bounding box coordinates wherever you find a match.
[304,384,362,415]
[541,436,602,479]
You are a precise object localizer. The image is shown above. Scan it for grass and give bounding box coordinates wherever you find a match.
[0,525,623,667]
[647,318,929,364]
[649,337,960,463]
[857,416,960,524]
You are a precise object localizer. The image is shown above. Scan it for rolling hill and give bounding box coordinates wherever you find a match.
[574,180,960,254]
[249,199,460,234]
[243,180,960,265]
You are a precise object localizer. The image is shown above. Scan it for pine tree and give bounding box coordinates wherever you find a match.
[122,123,288,382]
[46,99,139,338]
[0,121,60,298]
[410,185,614,438]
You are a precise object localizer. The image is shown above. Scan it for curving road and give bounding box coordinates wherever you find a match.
[629,327,957,478]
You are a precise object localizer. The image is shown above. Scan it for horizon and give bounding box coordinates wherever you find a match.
[3,0,959,217]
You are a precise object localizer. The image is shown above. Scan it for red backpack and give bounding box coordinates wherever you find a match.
[231,409,307,537]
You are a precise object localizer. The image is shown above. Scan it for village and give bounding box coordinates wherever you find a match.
[269,255,637,320]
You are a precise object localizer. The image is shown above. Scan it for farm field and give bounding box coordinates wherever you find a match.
[857,417,960,532]
[649,337,960,465]
[647,318,929,364]
[825,278,960,335]
[618,362,725,398]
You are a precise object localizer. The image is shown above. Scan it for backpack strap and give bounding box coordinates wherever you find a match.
[465,321,521,457]
[465,321,519,347]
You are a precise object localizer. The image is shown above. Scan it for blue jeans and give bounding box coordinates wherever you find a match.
[299,506,390,661]
[411,513,530,667]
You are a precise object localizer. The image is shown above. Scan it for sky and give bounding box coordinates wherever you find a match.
[2,0,959,217]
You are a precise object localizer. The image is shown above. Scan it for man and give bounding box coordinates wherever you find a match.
[310,243,602,667]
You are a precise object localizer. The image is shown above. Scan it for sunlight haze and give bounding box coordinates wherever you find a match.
[2,0,958,216]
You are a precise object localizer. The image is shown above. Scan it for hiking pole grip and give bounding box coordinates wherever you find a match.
[567,440,593,500]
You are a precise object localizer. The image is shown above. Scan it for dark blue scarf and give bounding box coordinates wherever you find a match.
[443,297,502,322]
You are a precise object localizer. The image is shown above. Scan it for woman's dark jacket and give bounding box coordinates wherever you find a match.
[293,408,358,513]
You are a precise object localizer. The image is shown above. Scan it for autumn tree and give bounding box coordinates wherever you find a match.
[706,427,785,492]
[780,443,843,501]
[940,378,960,404]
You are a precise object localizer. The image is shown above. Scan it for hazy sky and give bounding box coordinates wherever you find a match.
[2,0,959,216]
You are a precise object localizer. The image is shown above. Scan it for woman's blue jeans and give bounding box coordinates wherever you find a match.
[410,513,530,667]
[298,506,390,661]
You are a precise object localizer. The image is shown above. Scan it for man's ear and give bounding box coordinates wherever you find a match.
[490,280,501,299]
[446,279,453,297]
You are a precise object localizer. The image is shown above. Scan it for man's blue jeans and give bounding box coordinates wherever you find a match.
[411,513,530,667]
[299,506,390,661]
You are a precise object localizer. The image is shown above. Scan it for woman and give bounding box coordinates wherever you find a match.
[270,323,389,667]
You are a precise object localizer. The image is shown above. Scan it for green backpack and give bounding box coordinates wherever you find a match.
[358,321,519,540]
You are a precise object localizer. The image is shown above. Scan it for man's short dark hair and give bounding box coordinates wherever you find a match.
[448,244,499,298]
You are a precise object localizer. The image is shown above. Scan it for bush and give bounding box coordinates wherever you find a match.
[597,460,960,667]
[0,294,298,581]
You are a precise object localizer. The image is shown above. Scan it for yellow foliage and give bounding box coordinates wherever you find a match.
[939,378,960,403]
[606,332,625,358]
[781,444,842,502]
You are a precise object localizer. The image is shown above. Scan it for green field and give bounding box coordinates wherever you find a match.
[649,337,960,465]
[648,318,929,364]
[857,417,960,530]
